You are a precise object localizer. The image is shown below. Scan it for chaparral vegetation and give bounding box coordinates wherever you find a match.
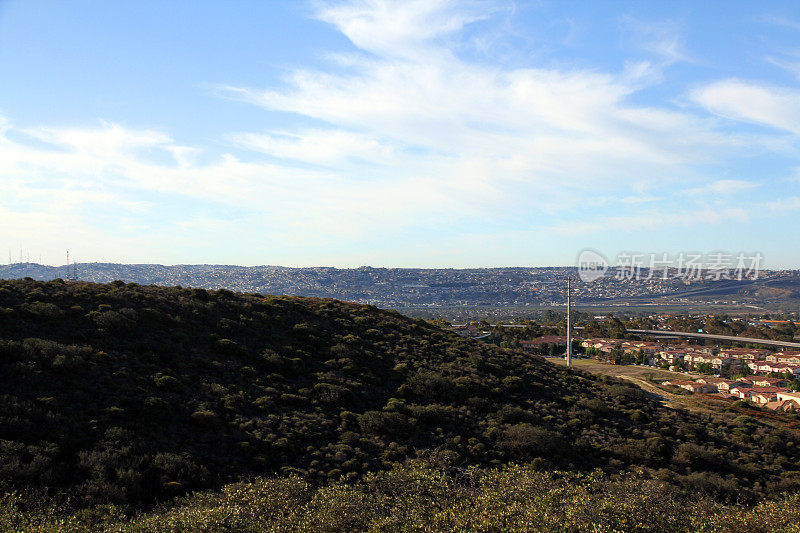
[0,279,799,529]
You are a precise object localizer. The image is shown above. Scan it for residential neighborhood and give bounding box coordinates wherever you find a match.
[575,336,800,412]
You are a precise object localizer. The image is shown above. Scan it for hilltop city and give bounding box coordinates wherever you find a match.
[2,262,799,314]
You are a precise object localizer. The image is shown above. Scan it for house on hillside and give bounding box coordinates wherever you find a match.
[777,391,800,401]
[750,377,790,388]
[719,348,769,361]
[684,354,710,367]
[764,399,800,411]
[581,338,621,353]
[765,391,800,411]
[519,336,568,353]
[716,380,751,393]
[657,348,688,365]
[580,338,601,349]
[765,351,800,364]
[729,385,754,399]
[748,361,799,375]
[684,354,739,372]
[663,380,717,393]
[696,376,727,386]
[731,386,790,401]
[710,356,740,370]
[751,392,778,405]
[620,341,662,355]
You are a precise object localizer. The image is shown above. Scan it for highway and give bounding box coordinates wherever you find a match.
[626,329,800,349]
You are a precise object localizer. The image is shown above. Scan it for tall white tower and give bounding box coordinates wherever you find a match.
[566,276,572,367]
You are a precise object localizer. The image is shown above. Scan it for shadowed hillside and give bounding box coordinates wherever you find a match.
[0,278,798,510]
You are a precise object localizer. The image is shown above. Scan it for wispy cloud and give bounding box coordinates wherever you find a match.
[619,15,690,65]
[314,0,500,59]
[551,207,750,236]
[221,5,754,191]
[766,53,800,81]
[230,129,396,165]
[2,1,796,265]
[763,196,800,211]
[685,179,759,196]
[690,79,800,135]
[619,195,661,204]
[760,14,800,31]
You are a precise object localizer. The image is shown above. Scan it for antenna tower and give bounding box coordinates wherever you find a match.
[66,250,77,281]
[566,276,573,367]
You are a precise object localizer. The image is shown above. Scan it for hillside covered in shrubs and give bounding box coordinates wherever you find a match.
[6,463,800,532]
[0,278,799,512]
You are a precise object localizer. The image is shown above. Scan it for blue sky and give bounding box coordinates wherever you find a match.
[1,0,800,268]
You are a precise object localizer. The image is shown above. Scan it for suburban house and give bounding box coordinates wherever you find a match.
[663,380,717,393]
[728,385,751,398]
[766,391,800,411]
[776,391,800,403]
[750,377,790,388]
[684,354,710,366]
[747,361,800,375]
[773,351,800,364]
[519,336,568,352]
[580,338,621,353]
[695,377,732,389]
[685,354,739,371]
[680,344,714,355]
[730,386,789,400]
[657,348,689,365]
[765,362,800,375]
[764,399,800,411]
[619,341,662,355]
[718,348,769,360]
[751,392,779,405]
[716,379,751,392]
[710,356,740,370]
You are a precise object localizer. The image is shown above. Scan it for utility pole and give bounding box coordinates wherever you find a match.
[566,276,572,367]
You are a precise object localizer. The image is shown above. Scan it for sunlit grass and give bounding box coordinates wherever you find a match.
[5,463,800,532]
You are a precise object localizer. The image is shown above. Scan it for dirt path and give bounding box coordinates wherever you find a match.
[545,357,719,414]
[545,357,800,428]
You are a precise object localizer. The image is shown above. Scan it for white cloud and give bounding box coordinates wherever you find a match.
[230,129,395,165]
[763,196,800,211]
[2,1,794,266]
[684,179,759,196]
[314,0,497,59]
[766,54,800,81]
[0,116,474,261]
[619,15,690,65]
[215,1,780,236]
[760,15,800,31]
[620,195,660,204]
[690,79,800,134]
[551,207,750,236]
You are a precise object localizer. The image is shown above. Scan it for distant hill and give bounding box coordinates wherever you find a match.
[0,279,799,510]
[2,262,799,310]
